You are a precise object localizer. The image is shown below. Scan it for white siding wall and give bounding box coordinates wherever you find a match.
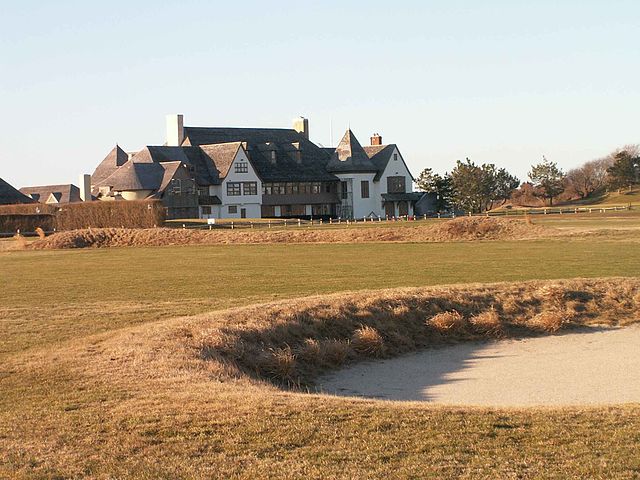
[378,147,413,195]
[335,172,379,218]
[205,149,263,219]
[376,147,415,217]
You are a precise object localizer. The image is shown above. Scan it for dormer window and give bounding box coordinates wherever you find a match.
[235,162,248,173]
[271,151,277,164]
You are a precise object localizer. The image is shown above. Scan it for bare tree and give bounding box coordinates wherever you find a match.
[565,157,612,199]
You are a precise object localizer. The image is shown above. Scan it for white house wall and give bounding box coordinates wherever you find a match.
[377,147,415,217]
[378,147,414,194]
[336,172,379,218]
[217,148,262,219]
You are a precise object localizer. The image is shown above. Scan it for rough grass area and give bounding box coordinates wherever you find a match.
[193,279,640,387]
[28,217,555,249]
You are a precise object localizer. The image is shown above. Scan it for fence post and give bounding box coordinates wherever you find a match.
[268,220,271,228]
[285,219,288,228]
[298,218,301,227]
[231,221,234,230]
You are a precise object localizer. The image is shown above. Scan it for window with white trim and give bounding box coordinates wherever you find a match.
[235,162,248,173]
[227,182,241,196]
[242,182,257,195]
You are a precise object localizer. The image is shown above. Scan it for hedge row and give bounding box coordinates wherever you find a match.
[0,200,165,233]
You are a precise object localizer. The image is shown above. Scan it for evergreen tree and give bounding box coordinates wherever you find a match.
[607,151,639,192]
[528,157,565,206]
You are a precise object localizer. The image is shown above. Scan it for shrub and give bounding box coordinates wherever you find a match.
[351,326,385,357]
[427,310,466,333]
[56,200,165,230]
[0,200,164,233]
[0,214,55,233]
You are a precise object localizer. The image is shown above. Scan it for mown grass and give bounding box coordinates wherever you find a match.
[1,223,640,479]
[2,238,640,357]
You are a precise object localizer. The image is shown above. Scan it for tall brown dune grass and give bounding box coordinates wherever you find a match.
[188,278,640,388]
[29,217,554,249]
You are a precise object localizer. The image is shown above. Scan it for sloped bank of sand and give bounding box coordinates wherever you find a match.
[319,325,640,407]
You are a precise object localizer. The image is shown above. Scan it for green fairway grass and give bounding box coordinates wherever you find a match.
[2,238,640,357]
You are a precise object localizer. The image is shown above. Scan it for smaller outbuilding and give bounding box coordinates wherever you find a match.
[20,184,83,204]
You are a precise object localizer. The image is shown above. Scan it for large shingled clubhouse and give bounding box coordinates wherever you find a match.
[91,115,427,219]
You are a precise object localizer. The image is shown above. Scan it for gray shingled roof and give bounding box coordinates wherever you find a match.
[127,146,220,186]
[92,145,129,187]
[19,184,82,204]
[183,127,338,182]
[363,144,397,180]
[326,130,379,174]
[98,156,191,196]
[0,178,35,205]
[199,142,242,180]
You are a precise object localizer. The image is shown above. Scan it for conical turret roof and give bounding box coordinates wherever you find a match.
[327,129,378,173]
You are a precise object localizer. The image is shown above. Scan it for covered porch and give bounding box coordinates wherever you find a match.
[381,192,424,218]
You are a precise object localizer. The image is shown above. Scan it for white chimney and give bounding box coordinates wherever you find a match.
[79,174,92,202]
[166,114,184,146]
[293,116,309,140]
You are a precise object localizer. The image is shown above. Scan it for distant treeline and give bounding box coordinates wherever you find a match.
[416,145,640,212]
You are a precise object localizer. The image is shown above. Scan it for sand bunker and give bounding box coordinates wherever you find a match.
[319,325,640,407]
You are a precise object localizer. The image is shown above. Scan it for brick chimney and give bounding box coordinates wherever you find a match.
[370,133,383,146]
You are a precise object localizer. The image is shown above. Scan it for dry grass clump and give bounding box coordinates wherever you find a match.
[469,308,503,336]
[35,226,46,239]
[351,325,385,356]
[260,346,297,382]
[190,278,640,388]
[427,310,466,333]
[527,310,568,333]
[28,217,557,249]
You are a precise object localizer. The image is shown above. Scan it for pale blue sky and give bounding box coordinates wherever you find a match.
[1,0,639,187]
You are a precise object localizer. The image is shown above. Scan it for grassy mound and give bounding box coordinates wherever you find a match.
[188,278,640,387]
[28,217,553,249]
